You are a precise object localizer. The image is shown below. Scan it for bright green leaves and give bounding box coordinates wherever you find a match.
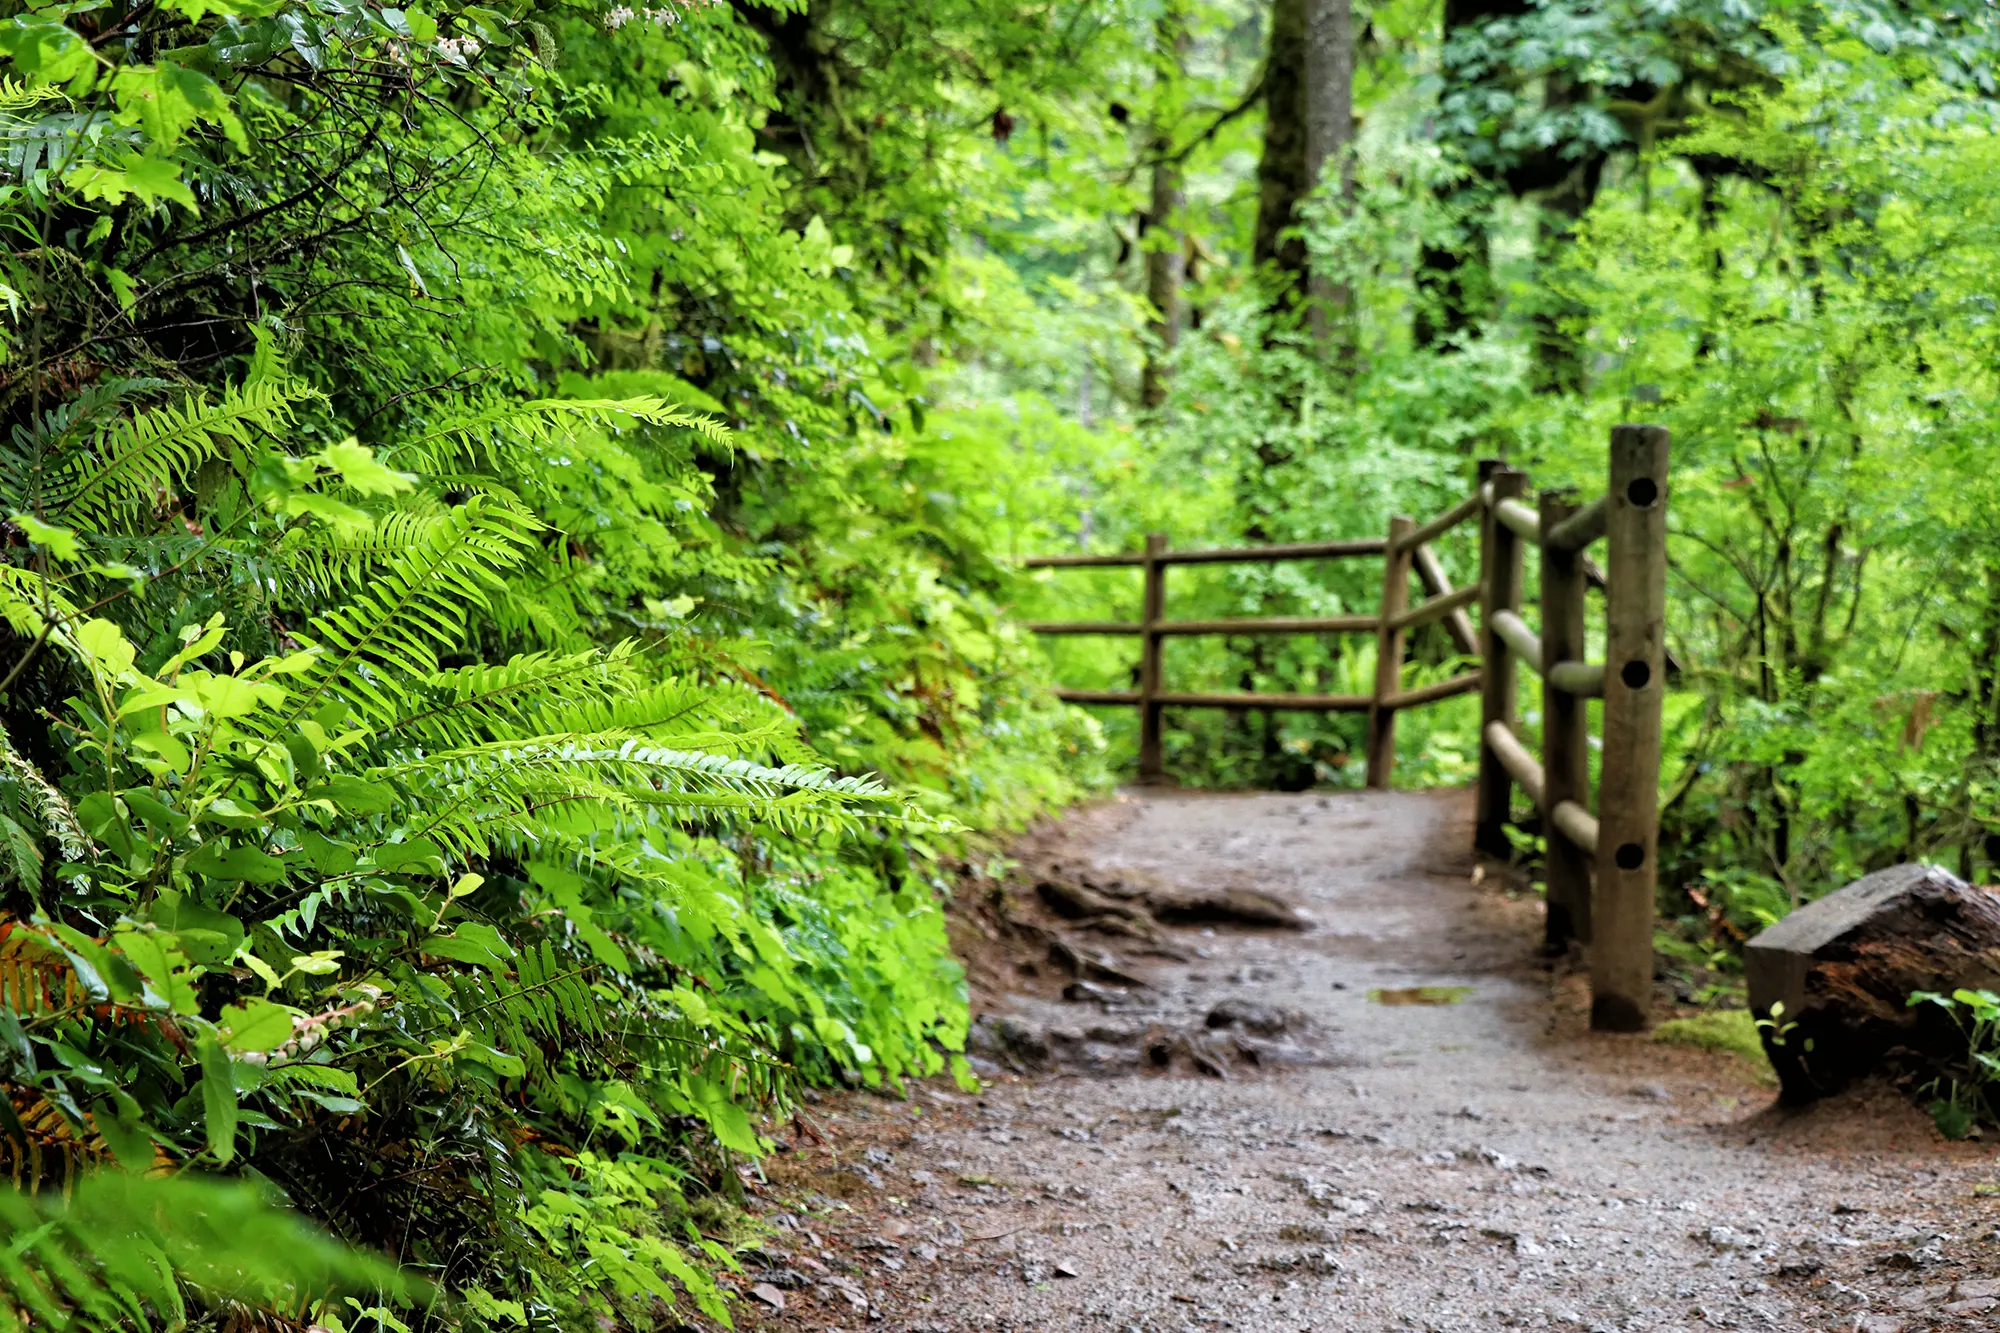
[683,1077,760,1155]
[196,1032,238,1164]
[219,998,298,1054]
[184,841,288,883]
[0,17,95,87]
[8,513,78,560]
[108,61,246,154]
[111,926,199,1015]
[421,922,513,974]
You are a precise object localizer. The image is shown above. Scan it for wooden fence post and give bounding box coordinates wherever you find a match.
[1366,516,1415,789]
[1476,465,1527,856]
[1138,532,1168,784]
[1593,426,1669,1031]
[1539,487,1590,951]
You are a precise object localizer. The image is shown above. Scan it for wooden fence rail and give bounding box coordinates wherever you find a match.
[1020,424,1670,1032]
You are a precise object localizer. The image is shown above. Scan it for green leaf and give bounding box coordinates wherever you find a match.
[219,998,297,1053]
[122,788,189,837]
[146,891,244,966]
[185,841,288,883]
[9,513,79,561]
[197,1034,239,1164]
[460,1042,525,1078]
[308,775,396,814]
[688,1077,761,1155]
[284,732,324,784]
[420,922,513,975]
[315,439,416,496]
[374,838,441,872]
[131,730,192,771]
[92,1093,155,1172]
[73,618,138,678]
[112,926,199,1015]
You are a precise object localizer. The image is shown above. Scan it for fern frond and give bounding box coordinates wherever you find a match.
[0,1172,422,1333]
[51,381,321,529]
[0,565,83,640]
[384,395,729,481]
[280,496,538,725]
[383,651,804,759]
[263,507,467,597]
[0,722,92,867]
[374,735,901,863]
[381,644,651,748]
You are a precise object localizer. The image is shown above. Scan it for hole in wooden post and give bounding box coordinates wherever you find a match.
[1626,477,1659,508]
[1614,842,1645,871]
[1621,660,1651,689]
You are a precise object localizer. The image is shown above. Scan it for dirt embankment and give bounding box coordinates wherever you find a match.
[723,790,2000,1333]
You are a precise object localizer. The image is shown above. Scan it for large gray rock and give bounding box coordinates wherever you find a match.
[1746,864,2000,1103]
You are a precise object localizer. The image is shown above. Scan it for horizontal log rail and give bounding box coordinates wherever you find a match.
[1028,620,1144,635]
[1492,495,1541,543]
[1546,497,1608,554]
[1489,609,1543,674]
[1484,719,1545,804]
[1388,584,1480,633]
[1028,615,1377,637]
[1487,609,1606,698]
[1053,688,1140,705]
[1547,659,1606,697]
[1157,614,1378,636]
[1383,670,1482,710]
[1020,537,1386,569]
[1021,426,1669,1036]
[1023,518,1486,786]
[1550,799,1601,857]
[1390,493,1482,554]
[1155,690,1372,712]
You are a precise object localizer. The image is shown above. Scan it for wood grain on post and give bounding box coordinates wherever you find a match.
[1366,516,1415,789]
[1539,487,1591,951]
[1476,464,1527,855]
[1138,533,1169,784]
[1593,426,1669,1031]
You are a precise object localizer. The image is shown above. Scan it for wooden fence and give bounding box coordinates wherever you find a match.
[1021,424,1670,1031]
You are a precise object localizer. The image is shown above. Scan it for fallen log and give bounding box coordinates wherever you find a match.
[1745,864,2000,1104]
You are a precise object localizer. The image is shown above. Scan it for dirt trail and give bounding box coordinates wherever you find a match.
[741,790,2000,1333]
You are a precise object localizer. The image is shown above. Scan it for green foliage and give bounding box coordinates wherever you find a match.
[0,1172,423,1333]
[1908,988,2000,1138]
[0,0,1100,1327]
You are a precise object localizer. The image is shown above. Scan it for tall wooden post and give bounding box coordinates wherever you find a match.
[1593,426,1669,1031]
[1365,516,1415,789]
[1539,487,1590,951]
[1476,464,1527,856]
[1138,532,1169,784]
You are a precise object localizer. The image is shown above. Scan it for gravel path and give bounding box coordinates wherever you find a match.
[740,789,2000,1333]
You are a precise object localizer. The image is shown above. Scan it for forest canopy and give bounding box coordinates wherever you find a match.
[0,0,1997,1324]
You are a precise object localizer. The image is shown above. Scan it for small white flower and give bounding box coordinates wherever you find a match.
[604,5,634,28]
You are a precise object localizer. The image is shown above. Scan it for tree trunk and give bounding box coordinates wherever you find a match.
[1254,0,1310,312]
[1141,7,1190,410]
[1302,0,1353,359]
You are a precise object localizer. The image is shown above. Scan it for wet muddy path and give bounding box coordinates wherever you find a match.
[733,790,2000,1333]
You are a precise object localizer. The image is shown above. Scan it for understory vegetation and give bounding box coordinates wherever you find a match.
[3,0,2000,1323]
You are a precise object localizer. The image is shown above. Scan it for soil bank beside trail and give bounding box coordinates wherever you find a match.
[735,789,2000,1333]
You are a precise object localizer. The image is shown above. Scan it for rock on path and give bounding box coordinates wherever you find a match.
[740,789,2000,1333]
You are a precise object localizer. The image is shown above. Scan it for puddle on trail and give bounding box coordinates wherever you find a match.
[1368,984,1475,1005]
